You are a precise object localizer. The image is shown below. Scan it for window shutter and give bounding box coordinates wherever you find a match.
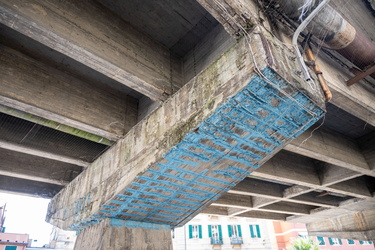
[198,225,202,239]
[208,225,212,238]
[359,241,364,244]
[237,225,242,237]
[317,236,324,245]
[256,225,261,238]
[250,225,255,238]
[228,225,232,237]
[189,225,193,239]
[329,238,334,245]
[338,239,342,245]
[218,225,223,239]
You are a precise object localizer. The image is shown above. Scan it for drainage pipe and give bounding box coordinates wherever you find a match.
[276,0,375,78]
[305,47,332,102]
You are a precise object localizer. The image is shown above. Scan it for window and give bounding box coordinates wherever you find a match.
[360,241,373,245]
[347,239,355,245]
[317,236,325,245]
[5,246,17,250]
[228,225,242,238]
[328,237,342,245]
[208,225,223,244]
[188,225,202,239]
[249,225,261,238]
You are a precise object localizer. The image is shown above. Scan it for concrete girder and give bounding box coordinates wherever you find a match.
[0,175,63,198]
[251,151,374,200]
[285,126,374,176]
[0,148,82,186]
[0,139,89,168]
[0,44,138,141]
[0,0,182,102]
[47,28,325,231]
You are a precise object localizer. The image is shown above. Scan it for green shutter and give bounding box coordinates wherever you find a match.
[228,225,232,237]
[348,239,354,245]
[208,225,212,237]
[329,238,334,245]
[338,239,342,245]
[359,241,364,244]
[256,225,261,238]
[250,225,255,238]
[5,247,17,250]
[237,225,242,237]
[317,236,324,245]
[189,225,193,239]
[218,225,223,239]
[198,225,202,239]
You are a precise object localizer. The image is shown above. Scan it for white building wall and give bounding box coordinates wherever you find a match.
[172,214,273,250]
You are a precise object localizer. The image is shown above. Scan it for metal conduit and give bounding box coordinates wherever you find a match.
[276,0,375,79]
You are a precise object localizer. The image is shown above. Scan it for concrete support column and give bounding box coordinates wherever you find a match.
[73,219,172,250]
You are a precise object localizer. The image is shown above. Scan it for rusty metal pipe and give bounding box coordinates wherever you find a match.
[305,47,332,102]
[276,0,375,78]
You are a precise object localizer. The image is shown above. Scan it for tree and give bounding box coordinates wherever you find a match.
[289,236,320,250]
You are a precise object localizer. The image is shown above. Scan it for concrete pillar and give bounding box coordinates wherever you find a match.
[73,219,172,250]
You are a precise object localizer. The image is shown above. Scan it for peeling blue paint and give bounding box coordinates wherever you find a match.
[70,67,325,231]
[110,219,171,231]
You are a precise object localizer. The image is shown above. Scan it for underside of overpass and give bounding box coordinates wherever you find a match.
[0,0,375,248]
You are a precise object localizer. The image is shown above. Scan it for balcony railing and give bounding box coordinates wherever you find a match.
[231,237,243,244]
[211,238,223,245]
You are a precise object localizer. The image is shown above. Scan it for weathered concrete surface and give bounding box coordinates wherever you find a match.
[0,0,182,101]
[47,28,325,231]
[0,44,138,140]
[73,219,172,250]
[307,209,375,241]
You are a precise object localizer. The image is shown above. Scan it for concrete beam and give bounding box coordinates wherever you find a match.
[211,193,252,209]
[359,131,375,170]
[237,211,288,221]
[47,29,325,230]
[196,0,259,35]
[0,148,82,184]
[252,151,320,187]
[0,44,138,140]
[306,209,375,241]
[259,202,313,215]
[251,150,372,200]
[0,175,63,198]
[228,178,285,199]
[0,0,182,101]
[285,126,374,176]
[229,179,337,209]
[318,163,362,186]
[0,139,89,167]
[318,51,375,128]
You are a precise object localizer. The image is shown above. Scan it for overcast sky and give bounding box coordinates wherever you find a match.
[0,192,53,247]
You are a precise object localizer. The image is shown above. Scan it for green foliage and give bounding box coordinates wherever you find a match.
[289,237,320,250]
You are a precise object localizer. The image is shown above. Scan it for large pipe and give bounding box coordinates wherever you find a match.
[276,0,375,78]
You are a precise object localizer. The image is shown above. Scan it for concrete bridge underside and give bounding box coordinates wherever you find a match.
[0,0,375,248]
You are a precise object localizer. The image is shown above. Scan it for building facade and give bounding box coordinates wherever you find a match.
[272,221,374,250]
[0,233,29,250]
[49,227,76,250]
[172,214,274,250]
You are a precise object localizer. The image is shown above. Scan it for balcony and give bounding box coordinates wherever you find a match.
[211,238,223,245]
[231,237,243,244]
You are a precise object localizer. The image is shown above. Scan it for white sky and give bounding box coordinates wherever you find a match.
[0,192,53,247]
